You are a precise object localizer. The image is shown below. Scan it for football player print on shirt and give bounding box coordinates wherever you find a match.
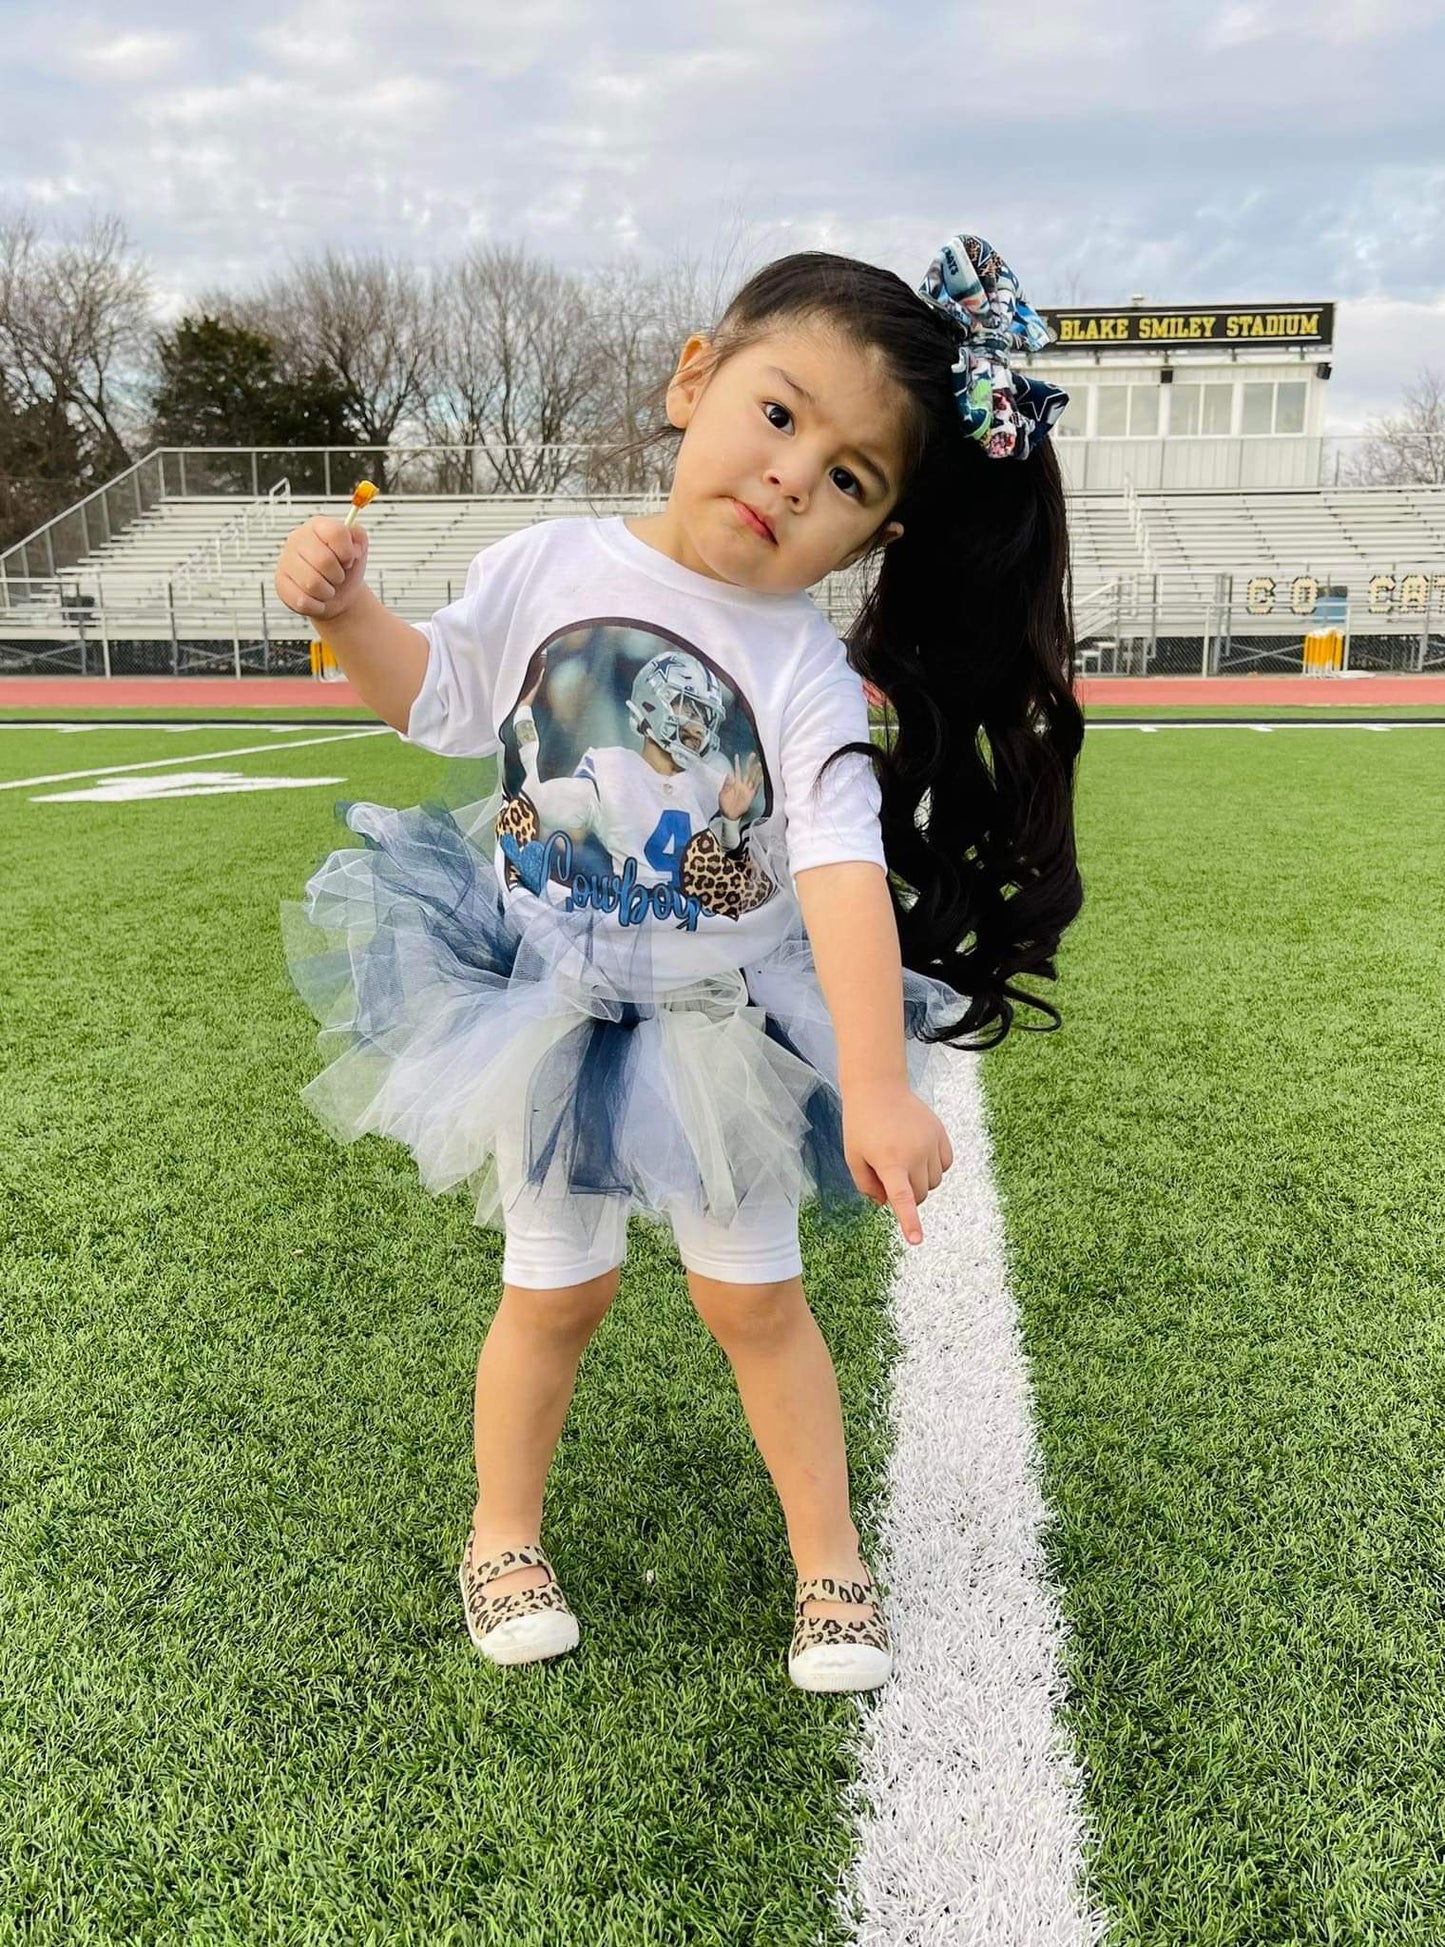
[494,620,780,931]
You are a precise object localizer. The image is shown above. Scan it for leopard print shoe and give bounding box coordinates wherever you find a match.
[458,1530,580,1666]
[788,1572,893,1692]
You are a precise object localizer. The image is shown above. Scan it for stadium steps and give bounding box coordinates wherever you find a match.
[3,480,1442,644]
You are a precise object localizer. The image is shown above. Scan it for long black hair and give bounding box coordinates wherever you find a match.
[589,249,1085,1053]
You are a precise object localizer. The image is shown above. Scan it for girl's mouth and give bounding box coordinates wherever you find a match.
[733,500,775,543]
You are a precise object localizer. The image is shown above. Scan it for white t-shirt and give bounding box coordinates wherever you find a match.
[403,513,886,987]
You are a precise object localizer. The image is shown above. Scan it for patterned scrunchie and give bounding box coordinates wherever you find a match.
[916,233,1069,460]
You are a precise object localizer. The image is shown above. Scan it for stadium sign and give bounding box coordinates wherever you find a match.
[1038,305,1334,349]
[1243,573,1445,619]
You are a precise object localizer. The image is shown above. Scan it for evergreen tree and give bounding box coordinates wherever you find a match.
[148,316,357,490]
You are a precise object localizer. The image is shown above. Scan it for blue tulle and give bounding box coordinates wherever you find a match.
[280,792,967,1249]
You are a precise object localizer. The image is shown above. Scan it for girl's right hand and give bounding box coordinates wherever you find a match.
[273,516,369,622]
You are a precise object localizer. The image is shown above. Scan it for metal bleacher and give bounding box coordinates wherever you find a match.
[1071,483,1445,672]
[1,448,1442,676]
[1136,485,1445,574]
[0,491,660,648]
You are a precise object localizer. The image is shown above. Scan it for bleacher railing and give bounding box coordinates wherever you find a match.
[171,478,294,600]
[1074,569,1445,676]
[4,434,1436,595]
[0,444,633,595]
[2,445,1443,679]
[1053,433,1433,493]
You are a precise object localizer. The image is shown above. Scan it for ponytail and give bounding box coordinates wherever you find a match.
[834,421,1084,1051]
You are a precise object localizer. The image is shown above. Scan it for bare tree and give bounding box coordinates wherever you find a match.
[0,205,154,477]
[1052,264,1091,308]
[580,257,683,496]
[0,197,837,546]
[422,241,614,495]
[581,215,774,497]
[1342,367,1445,486]
[208,249,442,490]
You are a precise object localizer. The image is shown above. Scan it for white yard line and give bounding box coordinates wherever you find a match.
[0,727,390,793]
[839,1048,1111,1947]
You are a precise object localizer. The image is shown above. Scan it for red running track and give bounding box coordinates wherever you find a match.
[2,674,1445,712]
[1079,674,1445,706]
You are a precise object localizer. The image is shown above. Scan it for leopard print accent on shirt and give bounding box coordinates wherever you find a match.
[494,794,542,892]
[790,1574,892,1659]
[678,828,776,922]
[461,1536,573,1642]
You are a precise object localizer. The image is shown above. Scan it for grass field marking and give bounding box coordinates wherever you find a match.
[838,1046,1109,1946]
[0,726,390,793]
[31,771,350,802]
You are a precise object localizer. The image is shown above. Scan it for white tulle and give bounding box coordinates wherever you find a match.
[281,786,967,1254]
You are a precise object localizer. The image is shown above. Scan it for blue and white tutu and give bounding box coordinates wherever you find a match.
[280,786,968,1259]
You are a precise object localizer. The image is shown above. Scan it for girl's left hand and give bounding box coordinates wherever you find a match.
[842,1082,954,1245]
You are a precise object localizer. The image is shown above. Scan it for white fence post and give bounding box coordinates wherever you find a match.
[99,576,111,679]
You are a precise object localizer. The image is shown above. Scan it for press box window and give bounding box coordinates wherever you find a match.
[1129,385,1159,435]
[1095,387,1128,436]
[1242,383,1273,434]
[1276,382,1306,434]
[1171,385,1200,435]
[1242,380,1308,435]
[1203,384,1233,434]
[1095,385,1159,437]
[1170,383,1233,436]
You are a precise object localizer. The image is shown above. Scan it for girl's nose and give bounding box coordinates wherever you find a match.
[764,465,807,507]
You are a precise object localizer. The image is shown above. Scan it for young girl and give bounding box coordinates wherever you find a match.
[275,232,1084,1693]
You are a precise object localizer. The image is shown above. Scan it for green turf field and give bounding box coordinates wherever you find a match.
[3,717,1443,1942]
[988,721,1445,1941]
[3,723,903,1946]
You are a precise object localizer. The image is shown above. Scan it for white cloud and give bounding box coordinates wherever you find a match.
[67,30,187,79]
[1328,296,1445,429]
[17,173,92,205]
[1202,0,1439,43]
[0,0,1440,435]
[145,70,447,130]
[1205,5,1274,47]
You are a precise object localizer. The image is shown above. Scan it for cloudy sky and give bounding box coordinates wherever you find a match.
[3,0,1442,432]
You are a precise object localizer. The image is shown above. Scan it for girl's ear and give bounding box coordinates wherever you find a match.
[665,334,714,429]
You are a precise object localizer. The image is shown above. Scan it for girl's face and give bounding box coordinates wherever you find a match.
[653,322,909,596]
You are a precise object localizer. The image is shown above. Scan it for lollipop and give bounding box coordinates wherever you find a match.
[343,480,377,528]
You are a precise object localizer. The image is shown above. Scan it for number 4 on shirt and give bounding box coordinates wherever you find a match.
[643,808,692,886]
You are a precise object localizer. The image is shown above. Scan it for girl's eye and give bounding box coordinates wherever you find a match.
[761,402,863,499]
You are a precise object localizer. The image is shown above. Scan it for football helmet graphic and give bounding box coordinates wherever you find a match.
[625,650,724,771]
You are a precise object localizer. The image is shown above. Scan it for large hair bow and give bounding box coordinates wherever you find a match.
[917,233,1069,460]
